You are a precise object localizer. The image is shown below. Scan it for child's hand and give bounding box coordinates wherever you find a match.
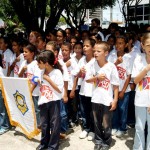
[43,74,49,80]
[109,101,117,111]
[148,107,150,114]
[97,73,106,81]
[118,91,125,100]
[63,95,68,103]
[16,56,20,62]
[70,90,75,98]
[23,66,27,71]
[80,67,86,74]
[115,56,123,65]
[66,60,71,67]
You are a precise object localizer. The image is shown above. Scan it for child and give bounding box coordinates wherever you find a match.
[10,38,24,77]
[0,54,11,135]
[61,42,79,128]
[37,35,46,52]
[29,31,41,46]
[0,36,13,77]
[36,50,64,150]
[132,33,150,150]
[107,35,132,138]
[18,44,41,127]
[86,42,119,150]
[77,38,95,140]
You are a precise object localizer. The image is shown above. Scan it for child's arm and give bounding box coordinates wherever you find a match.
[134,64,150,84]
[18,66,27,77]
[63,81,68,103]
[43,74,62,93]
[110,85,119,111]
[65,60,71,68]
[70,76,78,98]
[119,74,131,99]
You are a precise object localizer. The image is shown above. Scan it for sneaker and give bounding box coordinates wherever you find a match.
[87,132,95,141]
[79,130,88,139]
[111,129,117,136]
[116,130,126,138]
[94,144,102,150]
[0,128,9,135]
[101,145,109,150]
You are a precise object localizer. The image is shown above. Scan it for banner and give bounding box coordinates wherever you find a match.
[0,77,40,139]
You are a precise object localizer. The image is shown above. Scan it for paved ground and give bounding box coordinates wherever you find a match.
[0,126,134,150]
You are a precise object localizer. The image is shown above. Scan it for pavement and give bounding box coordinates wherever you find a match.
[0,126,134,150]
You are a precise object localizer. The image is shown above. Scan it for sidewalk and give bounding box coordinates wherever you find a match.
[0,126,134,150]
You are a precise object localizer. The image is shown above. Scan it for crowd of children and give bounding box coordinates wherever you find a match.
[0,18,150,150]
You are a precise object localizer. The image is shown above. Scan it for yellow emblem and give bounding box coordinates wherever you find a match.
[13,90,28,115]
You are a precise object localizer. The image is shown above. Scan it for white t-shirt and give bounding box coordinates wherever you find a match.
[132,53,150,107]
[2,49,13,76]
[107,50,132,92]
[38,69,64,105]
[66,58,79,90]
[58,59,69,82]
[78,57,95,97]
[19,60,42,96]
[87,61,119,106]
[12,53,24,77]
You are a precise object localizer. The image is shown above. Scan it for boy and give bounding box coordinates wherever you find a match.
[108,35,132,138]
[86,42,119,150]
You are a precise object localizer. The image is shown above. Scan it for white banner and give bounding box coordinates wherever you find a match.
[0,77,40,139]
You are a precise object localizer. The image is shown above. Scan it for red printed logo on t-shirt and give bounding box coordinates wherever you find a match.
[14,64,19,75]
[97,77,110,90]
[117,66,126,80]
[25,73,34,79]
[40,85,53,100]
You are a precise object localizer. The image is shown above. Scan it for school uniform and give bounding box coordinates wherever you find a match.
[38,69,64,150]
[132,53,150,150]
[87,60,119,147]
[108,50,132,133]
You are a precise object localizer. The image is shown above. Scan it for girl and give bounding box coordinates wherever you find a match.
[10,38,24,77]
[29,31,41,46]
[18,44,41,127]
[36,50,64,150]
[132,33,150,150]
[77,38,95,140]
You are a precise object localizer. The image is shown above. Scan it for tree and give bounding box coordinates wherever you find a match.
[62,0,116,29]
[2,0,116,32]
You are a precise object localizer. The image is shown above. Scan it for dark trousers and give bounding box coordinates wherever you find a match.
[92,103,112,146]
[39,100,60,150]
[67,90,78,124]
[80,95,94,132]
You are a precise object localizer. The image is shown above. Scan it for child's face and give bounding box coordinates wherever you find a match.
[23,48,34,60]
[115,38,127,52]
[46,33,56,41]
[65,29,71,39]
[37,60,45,70]
[70,38,77,47]
[37,39,46,51]
[74,44,82,56]
[94,45,107,61]
[12,41,20,53]
[29,33,36,44]
[0,39,7,50]
[56,31,64,44]
[61,45,70,60]
[142,38,150,55]
[83,40,93,56]
[46,44,55,52]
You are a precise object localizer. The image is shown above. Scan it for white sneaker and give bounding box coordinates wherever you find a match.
[116,130,126,138]
[87,132,95,141]
[111,129,117,136]
[79,130,88,139]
